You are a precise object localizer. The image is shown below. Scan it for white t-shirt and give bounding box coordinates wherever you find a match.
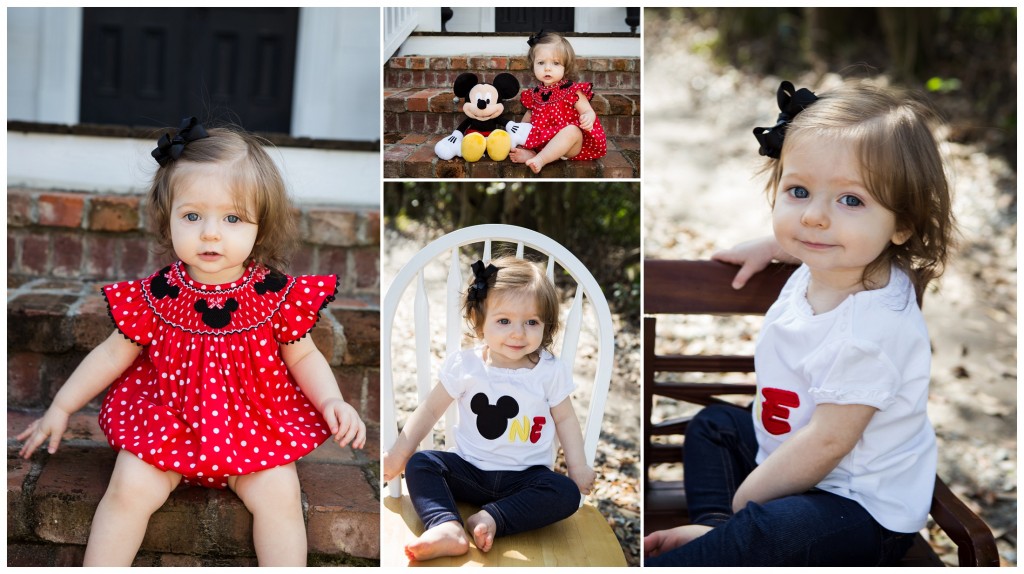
[753,264,936,533]
[440,346,575,471]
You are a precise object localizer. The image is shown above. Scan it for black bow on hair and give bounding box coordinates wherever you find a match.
[152,116,209,166]
[527,29,549,48]
[752,81,819,159]
[467,260,499,302]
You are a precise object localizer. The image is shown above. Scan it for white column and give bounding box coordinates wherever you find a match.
[292,7,380,141]
[8,7,82,124]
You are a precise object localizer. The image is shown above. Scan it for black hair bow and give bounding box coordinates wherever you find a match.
[752,81,818,159]
[468,260,499,302]
[152,116,209,166]
[527,29,549,48]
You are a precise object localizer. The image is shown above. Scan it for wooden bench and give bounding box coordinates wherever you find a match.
[643,259,999,566]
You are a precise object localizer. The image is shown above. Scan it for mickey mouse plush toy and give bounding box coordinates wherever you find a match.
[435,72,532,162]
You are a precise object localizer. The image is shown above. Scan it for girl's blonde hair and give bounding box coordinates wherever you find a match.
[527,31,578,82]
[463,255,561,361]
[147,124,296,270]
[765,80,955,299]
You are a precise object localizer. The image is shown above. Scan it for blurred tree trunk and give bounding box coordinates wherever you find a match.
[877,8,917,82]
[801,7,827,76]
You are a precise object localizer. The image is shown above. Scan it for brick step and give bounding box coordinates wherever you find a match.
[384,87,640,138]
[7,409,381,566]
[7,277,381,421]
[385,55,639,91]
[383,135,639,179]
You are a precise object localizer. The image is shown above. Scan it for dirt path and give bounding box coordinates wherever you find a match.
[643,17,1017,566]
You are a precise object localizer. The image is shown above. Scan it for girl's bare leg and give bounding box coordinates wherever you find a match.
[525,125,584,174]
[84,450,181,566]
[230,463,306,566]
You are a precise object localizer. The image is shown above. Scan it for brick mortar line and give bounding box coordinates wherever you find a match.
[6,277,94,301]
[10,449,47,543]
[360,464,381,503]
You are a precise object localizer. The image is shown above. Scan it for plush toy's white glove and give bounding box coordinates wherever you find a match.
[506,121,532,148]
[434,131,463,160]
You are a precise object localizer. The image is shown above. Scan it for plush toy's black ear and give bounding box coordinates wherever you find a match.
[454,73,480,99]
[492,73,521,100]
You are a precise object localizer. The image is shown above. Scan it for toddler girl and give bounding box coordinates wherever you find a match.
[644,80,955,566]
[17,117,366,567]
[509,30,608,173]
[382,256,596,561]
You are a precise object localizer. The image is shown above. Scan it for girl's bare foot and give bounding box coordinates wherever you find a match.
[466,510,497,552]
[525,155,548,174]
[404,520,469,562]
[509,147,536,164]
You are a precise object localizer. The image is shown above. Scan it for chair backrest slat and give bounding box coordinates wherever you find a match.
[444,249,464,449]
[559,288,584,372]
[414,271,433,452]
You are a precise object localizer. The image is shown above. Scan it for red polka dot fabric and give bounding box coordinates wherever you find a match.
[521,81,608,161]
[99,261,337,488]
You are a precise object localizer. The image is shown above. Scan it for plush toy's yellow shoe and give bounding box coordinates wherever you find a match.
[486,129,512,162]
[461,132,487,162]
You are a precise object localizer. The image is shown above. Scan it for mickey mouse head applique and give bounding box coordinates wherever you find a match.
[470,393,520,440]
[151,266,180,300]
[194,297,239,329]
[253,270,288,295]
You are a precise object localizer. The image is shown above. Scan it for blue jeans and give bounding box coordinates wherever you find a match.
[405,450,581,537]
[646,404,916,566]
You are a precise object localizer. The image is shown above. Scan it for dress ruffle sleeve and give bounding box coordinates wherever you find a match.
[103,279,157,346]
[571,82,594,101]
[520,88,536,110]
[272,274,338,344]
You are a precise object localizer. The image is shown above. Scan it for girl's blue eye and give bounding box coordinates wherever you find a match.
[226,215,241,223]
[527,319,540,326]
[185,213,199,222]
[789,187,809,199]
[839,195,863,207]
[498,318,510,325]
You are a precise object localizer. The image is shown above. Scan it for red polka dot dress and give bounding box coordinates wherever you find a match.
[99,261,337,488]
[521,80,607,161]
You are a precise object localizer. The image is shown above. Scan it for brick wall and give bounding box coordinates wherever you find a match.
[7,187,380,296]
[384,55,641,90]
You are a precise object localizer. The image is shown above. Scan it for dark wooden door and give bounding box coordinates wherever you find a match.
[80,8,298,133]
[495,8,574,33]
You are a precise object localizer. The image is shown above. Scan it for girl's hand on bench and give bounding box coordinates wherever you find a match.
[712,236,797,290]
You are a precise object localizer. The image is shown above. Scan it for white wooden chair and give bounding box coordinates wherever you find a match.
[381,224,626,567]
